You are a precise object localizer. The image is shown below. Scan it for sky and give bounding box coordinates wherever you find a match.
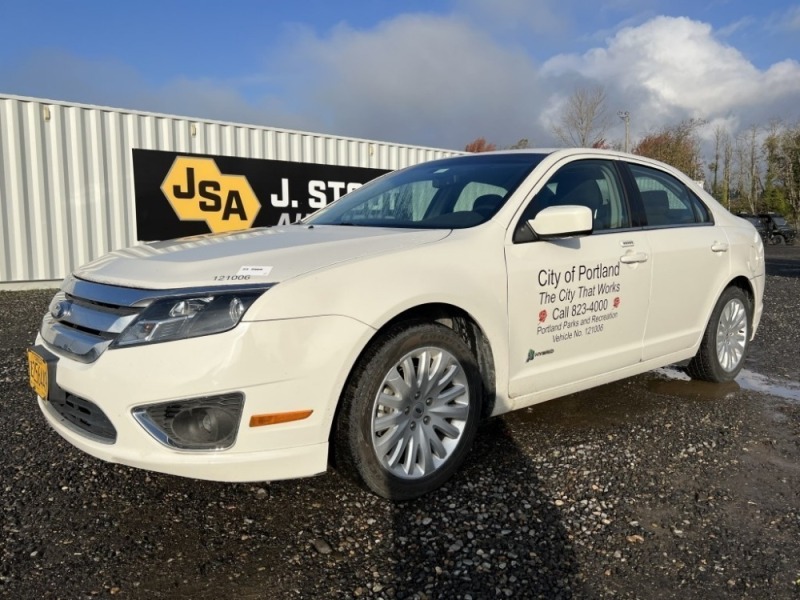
[1,0,799,153]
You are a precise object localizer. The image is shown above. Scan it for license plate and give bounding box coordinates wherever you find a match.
[27,348,49,400]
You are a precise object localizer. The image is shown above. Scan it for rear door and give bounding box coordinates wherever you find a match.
[623,162,732,361]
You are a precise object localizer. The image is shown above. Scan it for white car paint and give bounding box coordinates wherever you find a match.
[32,148,765,487]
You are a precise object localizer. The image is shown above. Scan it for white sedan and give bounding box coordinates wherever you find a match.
[29,149,765,500]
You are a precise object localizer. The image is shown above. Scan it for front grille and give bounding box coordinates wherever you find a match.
[50,394,117,443]
[40,278,147,363]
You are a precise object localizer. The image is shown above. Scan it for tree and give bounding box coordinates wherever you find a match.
[729,126,762,214]
[763,120,783,212]
[721,131,733,209]
[746,125,760,212]
[732,135,750,212]
[551,85,610,147]
[709,125,730,199]
[508,138,530,149]
[632,118,705,179]
[464,138,497,153]
[762,120,800,225]
[784,123,800,225]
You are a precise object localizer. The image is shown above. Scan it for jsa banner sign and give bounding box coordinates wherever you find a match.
[133,149,389,241]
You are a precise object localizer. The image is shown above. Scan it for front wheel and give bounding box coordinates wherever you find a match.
[686,287,751,382]
[335,322,481,500]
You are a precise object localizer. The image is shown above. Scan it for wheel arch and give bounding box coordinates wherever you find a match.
[687,277,755,382]
[328,302,497,461]
[690,274,757,358]
[726,275,755,327]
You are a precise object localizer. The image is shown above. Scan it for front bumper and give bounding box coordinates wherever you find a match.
[35,314,375,482]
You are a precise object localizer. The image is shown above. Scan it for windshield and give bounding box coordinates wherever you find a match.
[773,216,787,226]
[305,153,546,229]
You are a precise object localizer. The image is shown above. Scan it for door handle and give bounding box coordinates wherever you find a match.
[711,241,729,253]
[620,252,648,264]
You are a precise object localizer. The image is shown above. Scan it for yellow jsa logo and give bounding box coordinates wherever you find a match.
[161,157,262,233]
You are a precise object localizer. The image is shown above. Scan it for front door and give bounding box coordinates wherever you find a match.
[506,159,652,398]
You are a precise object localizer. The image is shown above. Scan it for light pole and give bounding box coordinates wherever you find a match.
[618,111,630,153]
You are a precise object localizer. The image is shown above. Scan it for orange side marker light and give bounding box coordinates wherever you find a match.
[249,410,313,427]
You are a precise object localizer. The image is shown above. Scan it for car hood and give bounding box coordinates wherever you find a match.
[74,225,450,290]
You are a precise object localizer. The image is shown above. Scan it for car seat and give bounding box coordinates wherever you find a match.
[472,194,505,219]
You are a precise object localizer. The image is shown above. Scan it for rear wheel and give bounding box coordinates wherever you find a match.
[335,322,481,500]
[687,287,751,382]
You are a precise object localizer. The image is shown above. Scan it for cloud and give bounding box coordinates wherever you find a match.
[274,13,800,149]
[541,16,800,139]
[0,51,144,107]
[2,13,798,156]
[455,0,569,35]
[272,14,547,148]
[770,5,800,32]
[716,16,755,38]
[0,50,314,132]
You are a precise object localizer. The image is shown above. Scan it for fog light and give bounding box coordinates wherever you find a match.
[133,393,244,450]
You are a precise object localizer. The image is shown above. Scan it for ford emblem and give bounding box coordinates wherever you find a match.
[51,300,71,320]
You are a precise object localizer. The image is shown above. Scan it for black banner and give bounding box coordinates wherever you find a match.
[132,149,389,241]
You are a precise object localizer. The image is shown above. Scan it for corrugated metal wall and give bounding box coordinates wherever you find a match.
[0,94,460,285]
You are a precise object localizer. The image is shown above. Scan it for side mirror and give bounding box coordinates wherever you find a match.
[528,205,593,239]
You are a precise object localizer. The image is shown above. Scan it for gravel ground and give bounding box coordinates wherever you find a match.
[1,247,799,599]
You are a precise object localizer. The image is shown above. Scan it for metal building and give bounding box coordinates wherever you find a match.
[0,94,460,288]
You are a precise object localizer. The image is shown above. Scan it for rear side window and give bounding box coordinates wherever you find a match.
[629,164,711,227]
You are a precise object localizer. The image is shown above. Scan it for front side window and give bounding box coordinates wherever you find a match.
[514,159,630,242]
[306,154,546,229]
[629,163,711,227]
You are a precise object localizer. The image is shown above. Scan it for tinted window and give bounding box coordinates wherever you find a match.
[306,154,546,229]
[629,164,711,227]
[514,159,630,242]
[772,216,788,226]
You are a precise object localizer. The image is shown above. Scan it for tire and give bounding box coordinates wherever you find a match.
[775,235,786,245]
[686,287,751,382]
[335,322,482,500]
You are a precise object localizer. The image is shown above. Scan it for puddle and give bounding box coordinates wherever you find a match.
[653,366,800,402]
[506,366,800,429]
[507,378,661,427]
[734,369,800,402]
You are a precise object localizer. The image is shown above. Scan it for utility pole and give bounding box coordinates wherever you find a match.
[618,111,630,153]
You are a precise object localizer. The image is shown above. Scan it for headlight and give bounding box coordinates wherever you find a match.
[113,290,266,348]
